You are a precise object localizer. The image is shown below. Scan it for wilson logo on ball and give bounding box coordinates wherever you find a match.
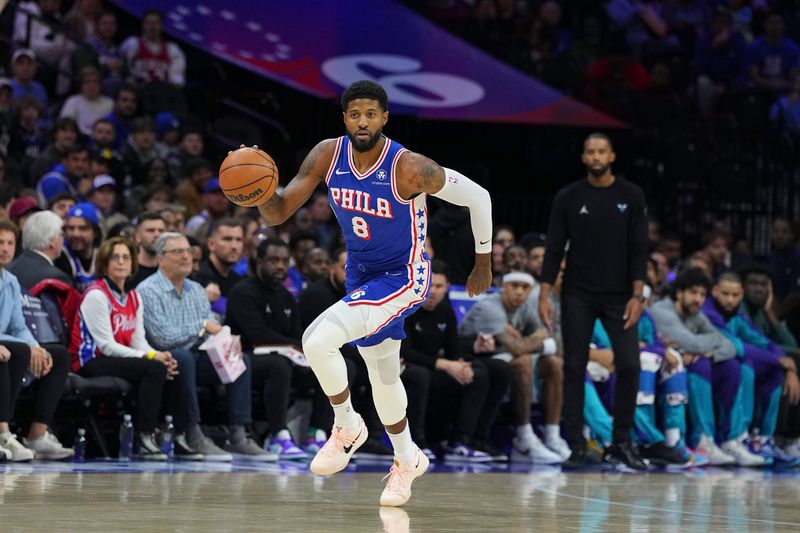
[228,189,263,202]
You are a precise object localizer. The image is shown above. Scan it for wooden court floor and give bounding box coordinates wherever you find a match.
[1,461,799,532]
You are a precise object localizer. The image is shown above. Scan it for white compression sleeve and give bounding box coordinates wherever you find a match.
[432,168,493,254]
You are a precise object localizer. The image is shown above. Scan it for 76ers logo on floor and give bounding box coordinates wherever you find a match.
[377,169,387,180]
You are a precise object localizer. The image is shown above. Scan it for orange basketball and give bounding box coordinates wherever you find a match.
[219,147,279,207]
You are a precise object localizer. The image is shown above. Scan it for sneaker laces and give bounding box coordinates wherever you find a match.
[382,463,410,494]
[320,427,353,458]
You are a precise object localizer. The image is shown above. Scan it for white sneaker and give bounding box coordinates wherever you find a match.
[24,431,74,461]
[721,439,766,467]
[544,435,572,462]
[310,415,367,476]
[0,432,34,462]
[0,443,11,461]
[695,434,735,466]
[511,434,563,464]
[379,447,430,507]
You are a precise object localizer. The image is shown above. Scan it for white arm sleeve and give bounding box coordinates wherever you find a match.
[431,168,493,254]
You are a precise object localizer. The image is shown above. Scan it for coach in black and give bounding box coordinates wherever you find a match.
[538,133,648,470]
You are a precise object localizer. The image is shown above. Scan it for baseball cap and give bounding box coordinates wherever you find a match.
[91,174,116,191]
[0,78,12,91]
[155,112,180,136]
[67,203,100,225]
[12,48,36,63]
[203,177,222,194]
[8,197,41,220]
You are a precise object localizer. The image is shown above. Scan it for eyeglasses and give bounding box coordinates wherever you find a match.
[110,253,131,262]
[163,247,192,256]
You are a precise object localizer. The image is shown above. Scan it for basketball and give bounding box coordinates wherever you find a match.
[219,147,279,207]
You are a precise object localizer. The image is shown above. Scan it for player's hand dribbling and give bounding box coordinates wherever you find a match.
[466,254,492,297]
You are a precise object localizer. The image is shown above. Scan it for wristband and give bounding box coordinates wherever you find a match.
[147,351,157,360]
[542,337,557,356]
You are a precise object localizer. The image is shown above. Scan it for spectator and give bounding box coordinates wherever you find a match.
[121,10,187,87]
[702,229,730,279]
[503,244,528,273]
[8,197,40,232]
[695,10,747,117]
[155,112,181,160]
[740,263,800,458]
[0,219,73,461]
[175,157,213,218]
[7,96,48,176]
[63,0,102,40]
[88,174,128,235]
[166,128,204,179]
[184,178,230,241]
[127,212,165,288]
[54,203,100,291]
[523,233,547,281]
[721,0,754,42]
[307,190,335,249]
[459,270,567,464]
[13,1,74,74]
[657,233,683,276]
[137,232,270,460]
[159,203,186,234]
[104,84,138,150]
[401,260,503,462]
[770,70,800,133]
[29,117,79,187]
[9,48,49,113]
[649,268,745,465]
[284,230,319,300]
[59,66,114,135]
[71,11,126,96]
[300,247,329,286]
[47,192,76,220]
[69,236,192,460]
[7,210,72,289]
[226,238,332,459]
[36,144,90,207]
[120,116,159,187]
[193,218,245,319]
[584,36,651,112]
[493,225,516,249]
[140,184,172,214]
[606,0,678,58]
[745,12,800,95]
[702,271,797,465]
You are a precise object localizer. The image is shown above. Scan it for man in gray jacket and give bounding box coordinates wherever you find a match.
[650,268,758,466]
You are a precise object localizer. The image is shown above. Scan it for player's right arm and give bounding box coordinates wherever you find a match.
[255,139,336,225]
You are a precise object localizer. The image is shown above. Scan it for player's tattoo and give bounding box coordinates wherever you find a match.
[416,159,445,192]
[299,144,321,178]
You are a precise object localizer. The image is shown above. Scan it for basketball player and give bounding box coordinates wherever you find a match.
[242,80,492,506]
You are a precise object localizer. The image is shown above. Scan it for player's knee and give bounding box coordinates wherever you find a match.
[509,354,533,379]
[540,355,564,380]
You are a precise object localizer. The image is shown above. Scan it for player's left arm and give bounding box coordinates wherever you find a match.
[397,152,492,296]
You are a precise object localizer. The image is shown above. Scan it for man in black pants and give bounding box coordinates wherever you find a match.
[539,133,649,470]
[226,238,330,460]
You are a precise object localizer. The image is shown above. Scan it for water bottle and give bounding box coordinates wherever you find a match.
[119,414,134,460]
[73,428,86,462]
[160,415,175,459]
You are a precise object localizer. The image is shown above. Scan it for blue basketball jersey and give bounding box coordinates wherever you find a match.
[326,135,427,273]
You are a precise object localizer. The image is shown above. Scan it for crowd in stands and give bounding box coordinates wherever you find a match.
[0,0,799,470]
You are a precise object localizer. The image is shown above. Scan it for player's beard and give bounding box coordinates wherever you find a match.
[347,127,381,153]
[586,163,610,178]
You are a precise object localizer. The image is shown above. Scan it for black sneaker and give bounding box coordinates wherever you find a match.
[174,434,203,461]
[471,439,509,462]
[640,442,690,469]
[563,447,586,469]
[603,441,648,472]
[134,433,167,461]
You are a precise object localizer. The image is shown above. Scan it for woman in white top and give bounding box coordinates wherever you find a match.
[70,236,188,459]
[59,66,113,135]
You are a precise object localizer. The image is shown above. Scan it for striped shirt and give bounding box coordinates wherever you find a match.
[137,269,215,351]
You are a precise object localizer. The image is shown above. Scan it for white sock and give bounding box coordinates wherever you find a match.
[388,424,416,464]
[665,428,680,448]
[516,423,535,441]
[332,395,359,430]
[545,424,561,443]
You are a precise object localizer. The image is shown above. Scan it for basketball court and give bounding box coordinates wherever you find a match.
[2,460,798,532]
